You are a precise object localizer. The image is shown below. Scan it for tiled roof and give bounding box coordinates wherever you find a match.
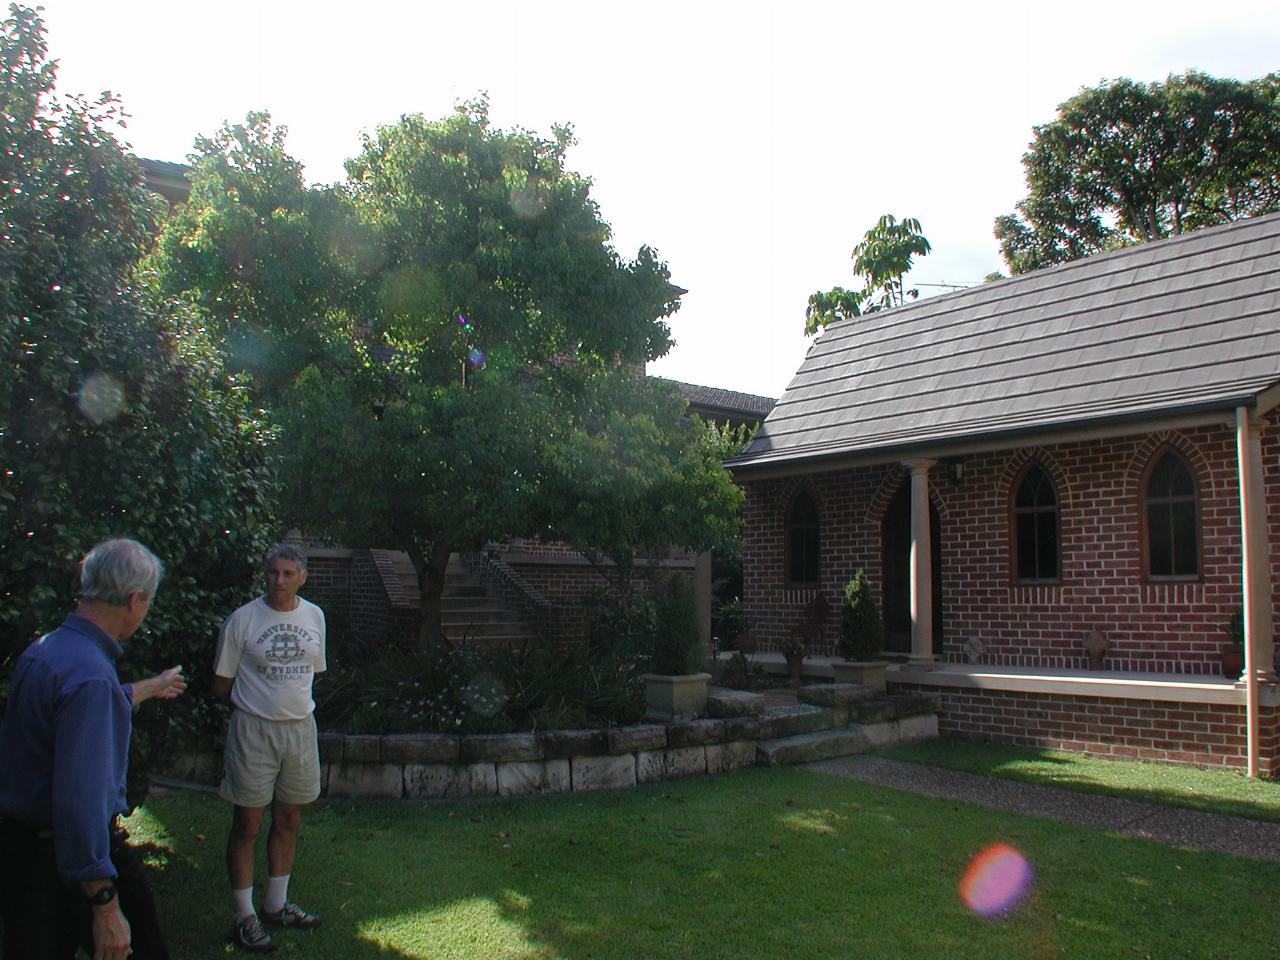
[729,213,1280,474]
[654,378,776,420]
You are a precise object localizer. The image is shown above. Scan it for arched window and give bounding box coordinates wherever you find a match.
[1011,463,1059,582]
[1143,449,1200,579]
[785,490,820,586]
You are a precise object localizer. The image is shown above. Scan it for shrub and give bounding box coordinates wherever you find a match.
[838,570,884,661]
[0,8,278,802]
[650,574,702,675]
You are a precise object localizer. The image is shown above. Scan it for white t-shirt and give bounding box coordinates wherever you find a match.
[213,596,327,721]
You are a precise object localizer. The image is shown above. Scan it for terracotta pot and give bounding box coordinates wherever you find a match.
[1220,649,1244,681]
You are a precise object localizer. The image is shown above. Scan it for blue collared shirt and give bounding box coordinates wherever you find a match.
[0,613,134,881]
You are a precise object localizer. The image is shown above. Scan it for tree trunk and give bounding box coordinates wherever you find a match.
[409,539,453,648]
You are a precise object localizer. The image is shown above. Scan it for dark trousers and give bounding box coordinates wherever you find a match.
[0,817,169,960]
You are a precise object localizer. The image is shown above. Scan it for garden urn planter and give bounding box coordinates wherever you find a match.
[832,659,889,693]
[1220,649,1244,681]
[642,673,712,721]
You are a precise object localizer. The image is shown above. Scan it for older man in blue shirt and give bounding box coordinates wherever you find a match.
[0,539,187,960]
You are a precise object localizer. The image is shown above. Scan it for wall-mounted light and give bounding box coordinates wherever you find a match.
[949,459,965,487]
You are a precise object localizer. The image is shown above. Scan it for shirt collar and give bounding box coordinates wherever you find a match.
[60,612,124,661]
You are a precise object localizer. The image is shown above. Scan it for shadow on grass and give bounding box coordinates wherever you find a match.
[127,769,1280,960]
[875,736,1280,823]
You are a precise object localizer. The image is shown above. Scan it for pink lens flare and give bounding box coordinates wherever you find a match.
[456,314,470,327]
[959,842,1034,918]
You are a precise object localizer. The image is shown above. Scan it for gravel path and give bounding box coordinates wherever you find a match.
[807,754,1280,862]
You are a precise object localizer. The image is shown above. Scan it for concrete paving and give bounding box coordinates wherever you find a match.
[807,754,1280,862]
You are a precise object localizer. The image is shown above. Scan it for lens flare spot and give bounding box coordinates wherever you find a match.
[457,314,470,328]
[462,672,508,718]
[467,348,486,369]
[959,842,1033,919]
[77,372,126,424]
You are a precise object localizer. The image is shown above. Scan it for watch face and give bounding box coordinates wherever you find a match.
[89,885,117,906]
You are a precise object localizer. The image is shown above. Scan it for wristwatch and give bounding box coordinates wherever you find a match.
[86,884,117,906]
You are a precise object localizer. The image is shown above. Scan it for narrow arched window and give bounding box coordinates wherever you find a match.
[1144,450,1199,578]
[785,490,820,586]
[1011,463,1059,582]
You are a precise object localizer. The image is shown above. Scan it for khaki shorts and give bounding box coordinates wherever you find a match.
[219,710,320,808]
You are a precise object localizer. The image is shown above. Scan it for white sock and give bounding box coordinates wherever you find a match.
[233,886,256,921]
[264,874,290,914]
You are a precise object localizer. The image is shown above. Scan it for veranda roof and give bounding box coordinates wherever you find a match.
[729,212,1280,475]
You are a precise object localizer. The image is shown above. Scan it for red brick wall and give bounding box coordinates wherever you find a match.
[741,416,1279,675]
[893,682,1279,776]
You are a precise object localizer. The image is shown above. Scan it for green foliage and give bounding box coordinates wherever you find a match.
[838,570,883,661]
[1226,608,1245,651]
[649,573,702,675]
[996,71,1280,274]
[806,214,931,334]
[147,113,363,398]
[151,98,741,646]
[317,635,647,734]
[0,6,277,797]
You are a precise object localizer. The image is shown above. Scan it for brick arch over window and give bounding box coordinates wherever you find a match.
[1134,442,1205,581]
[863,464,949,527]
[998,447,1072,508]
[1124,431,1215,500]
[783,483,823,587]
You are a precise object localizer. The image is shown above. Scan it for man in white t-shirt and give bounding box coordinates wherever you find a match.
[212,543,326,954]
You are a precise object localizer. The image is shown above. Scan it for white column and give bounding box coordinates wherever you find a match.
[905,459,937,668]
[1236,408,1275,778]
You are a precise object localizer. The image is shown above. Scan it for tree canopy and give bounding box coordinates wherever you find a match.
[1,5,277,792]
[805,214,931,334]
[151,101,740,644]
[996,71,1280,274]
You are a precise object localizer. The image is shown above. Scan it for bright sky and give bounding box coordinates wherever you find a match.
[38,0,1280,399]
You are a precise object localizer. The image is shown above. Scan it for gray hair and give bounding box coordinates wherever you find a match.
[80,539,164,606]
[264,542,308,571]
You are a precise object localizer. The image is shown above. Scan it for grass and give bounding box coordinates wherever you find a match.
[876,737,1280,823]
[126,767,1279,960]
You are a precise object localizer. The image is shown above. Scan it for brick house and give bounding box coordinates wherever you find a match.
[728,213,1280,776]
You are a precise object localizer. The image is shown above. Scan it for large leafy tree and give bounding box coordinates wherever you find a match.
[0,5,277,790]
[153,102,739,644]
[805,214,931,334]
[996,71,1280,274]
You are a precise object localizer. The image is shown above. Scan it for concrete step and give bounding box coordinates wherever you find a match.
[757,728,871,766]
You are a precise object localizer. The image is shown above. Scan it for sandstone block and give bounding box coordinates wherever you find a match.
[403,763,498,799]
[705,687,767,717]
[636,746,706,783]
[667,719,726,747]
[344,735,381,763]
[326,762,403,799]
[572,754,636,792]
[497,759,571,797]
[706,740,757,774]
[756,729,869,766]
[607,724,666,754]
[317,732,345,764]
[539,729,609,759]
[797,683,873,708]
[380,733,460,764]
[756,705,834,739]
[460,733,541,763]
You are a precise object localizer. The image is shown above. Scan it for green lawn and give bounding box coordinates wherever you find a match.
[128,767,1278,959]
[877,737,1280,822]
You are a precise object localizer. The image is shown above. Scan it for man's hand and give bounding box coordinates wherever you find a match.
[84,886,132,960]
[130,666,187,706]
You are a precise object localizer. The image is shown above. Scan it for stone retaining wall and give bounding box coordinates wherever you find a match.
[168,690,939,801]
